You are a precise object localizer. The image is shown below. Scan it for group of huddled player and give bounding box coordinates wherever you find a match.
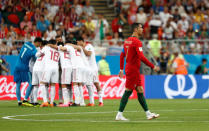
[14,36,103,107]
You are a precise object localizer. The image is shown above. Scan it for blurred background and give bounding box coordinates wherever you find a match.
[0,0,209,75]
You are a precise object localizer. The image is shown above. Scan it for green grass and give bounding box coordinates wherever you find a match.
[0,99,209,131]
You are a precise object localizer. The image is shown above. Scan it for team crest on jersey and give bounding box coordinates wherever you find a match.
[139,47,143,52]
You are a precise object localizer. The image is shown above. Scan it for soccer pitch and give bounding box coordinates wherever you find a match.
[0,99,209,131]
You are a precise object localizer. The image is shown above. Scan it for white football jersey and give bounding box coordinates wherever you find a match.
[68,46,85,68]
[85,44,98,71]
[33,48,45,71]
[59,45,73,68]
[41,46,60,70]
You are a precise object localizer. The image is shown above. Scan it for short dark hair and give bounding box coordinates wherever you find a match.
[202,58,207,62]
[42,40,48,46]
[132,23,142,32]
[48,39,56,45]
[34,37,42,43]
[56,35,62,39]
[76,37,84,42]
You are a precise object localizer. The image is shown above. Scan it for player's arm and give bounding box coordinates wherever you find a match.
[66,43,82,51]
[58,46,67,52]
[119,48,125,78]
[47,44,58,50]
[35,49,44,58]
[135,42,159,72]
[82,47,92,56]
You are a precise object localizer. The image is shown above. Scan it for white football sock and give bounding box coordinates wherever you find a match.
[146,110,151,115]
[79,85,85,104]
[33,86,39,103]
[67,85,73,103]
[29,87,34,103]
[117,111,123,116]
[46,86,49,101]
[58,87,63,103]
[73,85,80,104]
[62,88,69,104]
[98,90,103,103]
[87,85,94,104]
[50,85,56,104]
[40,84,48,103]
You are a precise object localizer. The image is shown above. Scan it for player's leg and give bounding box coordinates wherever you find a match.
[40,82,49,107]
[29,88,34,104]
[33,85,40,106]
[73,82,80,106]
[14,70,22,106]
[78,83,85,106]
[40,70,50,107]
[86,84,95,106]
[58,85,63,104]
[22,72,33,107]
[115,88,133,121]
[136,86,159,120]
[33,70,42,106]
[68,85,73,105]
[94,82,103,106]
[49,83,56,107]
[58,84,70,107]
[16,82,22,106]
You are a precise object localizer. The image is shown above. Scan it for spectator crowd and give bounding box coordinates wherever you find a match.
[0,0,208,74]
[111,0,209,54]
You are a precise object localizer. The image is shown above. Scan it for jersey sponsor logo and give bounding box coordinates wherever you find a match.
[0,76,141,100]
[0,76,28,99]
[164,75,197,99]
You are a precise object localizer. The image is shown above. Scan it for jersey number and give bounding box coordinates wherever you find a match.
[64,52,70,59]
[21,48,27,59]
[37,55,44,61]
[50,50,59,62]
[75,50,80,56]
[125,46,129,59]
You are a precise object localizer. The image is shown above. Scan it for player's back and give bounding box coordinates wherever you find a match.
[42,46,59,70]
[33,48,45,71]
[123,37,141,69]
[15,42,37,71]
[71,48,85,68]
[59,45,72,68]
[85,44,98,71]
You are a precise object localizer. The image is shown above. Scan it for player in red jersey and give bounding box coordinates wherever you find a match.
[115,24,160,121]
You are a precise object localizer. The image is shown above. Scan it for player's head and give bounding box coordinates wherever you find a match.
[202,58,207,65]
[48,39,57,45]
[34,37,42,47]
[56,35,62,42]
[76,37,84,46]
[133,24,143,36]
[42,40,48,46]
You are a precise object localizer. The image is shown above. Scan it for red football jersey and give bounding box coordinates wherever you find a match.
[120,37,154,70]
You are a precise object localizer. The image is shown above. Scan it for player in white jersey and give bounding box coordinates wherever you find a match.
[57,42,74,107]
[56,35,64,104]
[81,39,104,106]
[58,40,86,106]
[39,39,60,107]
[31,40,48,107]
[77,38,95,106]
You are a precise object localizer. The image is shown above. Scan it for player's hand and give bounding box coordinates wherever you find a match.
[119,70,124,79]
[153,66,160,72]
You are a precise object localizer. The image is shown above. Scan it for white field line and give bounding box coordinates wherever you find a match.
[2,109,209,123]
